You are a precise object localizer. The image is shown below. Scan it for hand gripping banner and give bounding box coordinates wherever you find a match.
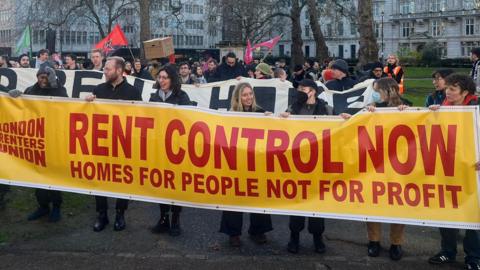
[0,93,479,229]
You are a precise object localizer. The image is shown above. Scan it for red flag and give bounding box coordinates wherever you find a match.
[244,40,253,65]
[95,24,128,53]
[253,35,282,50]
[169,54,176,64]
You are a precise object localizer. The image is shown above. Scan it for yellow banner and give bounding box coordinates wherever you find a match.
[0,94,479,229]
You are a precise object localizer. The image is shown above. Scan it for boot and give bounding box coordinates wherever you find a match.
[93,211,109,232]
[48,206,61,223]
[313,234,326,254]
[27,206,50,221]
[113,210,126,231]
[151,214,170,234]
[169,212,181,236]
[287,232,300,254]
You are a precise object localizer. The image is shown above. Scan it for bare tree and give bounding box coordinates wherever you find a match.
[306,0,328,62]
[356,0,378,68]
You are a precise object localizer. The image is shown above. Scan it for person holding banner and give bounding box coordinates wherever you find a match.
[427,74,480,270]
[85,56,142,232]
[254,63,273,79]
[324,59,357,91]
[280,79,332,254]
[425,69,454,107]
[149,64,192,236]
[18,54,31,68]
[89,49,105,71]
[219,82,273,247]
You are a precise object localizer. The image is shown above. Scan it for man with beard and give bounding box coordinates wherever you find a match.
[85,57,142,232]
[18,54,31,68]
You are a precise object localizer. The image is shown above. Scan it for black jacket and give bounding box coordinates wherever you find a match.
[205,69,219,83]
[92,78,142,101]
[132,69,154,81]
[149,89,192,105]
[24,83,68,97]
[288,98,331,116]
[216,63,246,81]
[325,77,357,91]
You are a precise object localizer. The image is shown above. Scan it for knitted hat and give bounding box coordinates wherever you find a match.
[255,63,273,76]
[331,59,349,75]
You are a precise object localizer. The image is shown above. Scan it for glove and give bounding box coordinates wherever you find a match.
[8,89,22,98]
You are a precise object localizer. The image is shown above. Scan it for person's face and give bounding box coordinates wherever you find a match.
[278,62,285,68]
[179,65,190,76]
[37,74,49,88]
[125,62,132,71]
[253,59,260,65]
[196,66,203,76]
[0,57,5,65]
[134,61,141,71]
[373,83,387,101]
[92,52,103,66]
[157,70,171,91]
[298,85,315,99]
[103,60,121,83]
[240,87,254,107]
[387,56,396,65]
[304,62,311,69]
[247,70,254,78]
[20,56,30,67]
[279,71,287,80]
[372,67,383,78]
[226,57,236,67]
[445,83,468,105]
[254,69,264,79]
[40,53,48,61]
[208,61,215,70]
[470,53,479,62]
[432,74,446,91]
[65,56,73,65]
[313,62,320,70]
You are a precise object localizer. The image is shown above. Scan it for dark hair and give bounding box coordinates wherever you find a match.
[155,64,182,93]
[65,54,77,61]
[225,52,236,59]
[134,58,141,64]
[179,61,190,69]
[19,54,29,60]
[38,49,49,56]
[431,69,454,99]
[471,47,480,58]
[444,73,476,95]
[193,65,203,76]
[107,56,126,71]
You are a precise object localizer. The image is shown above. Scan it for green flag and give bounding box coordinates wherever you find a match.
[15,26,31,55]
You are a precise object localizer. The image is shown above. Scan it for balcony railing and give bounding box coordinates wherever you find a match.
[390,9,479,20]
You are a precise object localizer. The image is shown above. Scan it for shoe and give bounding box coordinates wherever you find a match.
[389,244,403,261]
[428,252,456,264]
[249,233,267,245]
[27,206,49,221]
[466,261,480,270]
[48,206,61,222]
[313,234,326,254]
[367,241,381,257]
[151,215,170,234]
[287,232,300,254]
[169,214,181,237]
[113,210,126,231]
[229,236,241,247]
[93,212,109,232]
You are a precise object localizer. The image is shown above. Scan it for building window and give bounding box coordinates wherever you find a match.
[465,18,475,36]
[430,0,445,12]
[402,21,414,37]
[350,22,357,35]
[305,25,310,37]
[431,19,442,37]
[374,22,380,38]
[338,21,344,36]
[400,0,414,14]
[461,41,480,56]
[327,24,332,36]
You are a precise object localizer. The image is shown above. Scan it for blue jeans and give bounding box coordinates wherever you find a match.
[439,228,480,263]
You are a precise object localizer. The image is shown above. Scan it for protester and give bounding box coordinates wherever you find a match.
[320,60,335,83]
[124,61,132,75]
[90,49,104,71]
[358,61,387,82]
[216,52,246,81]
[178,62,195,84]
[304,59,318,81]
[148,59,161,79]
[18,54,31,68]
[0,55,11,68]
[280,79,332,254]
[425,69,454,107]
[291,64,305,88]
[273,68,288,81]
[11,66,68,222]
[427,74,480,270]
[35,49,50,69]
[64,54,79,70]
[470,47,480,95]
[131,58,153,80]
[325,59,357,91]
[278,58,291,80]
[85,56,142,232]
[204,59,219,82]
[219,82,273,247]
[384,54,405,94]
[254,63,273,79]
[150,64,191,237]
[192,65,207,84]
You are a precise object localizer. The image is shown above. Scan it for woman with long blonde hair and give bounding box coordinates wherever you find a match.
[229,82,264,112]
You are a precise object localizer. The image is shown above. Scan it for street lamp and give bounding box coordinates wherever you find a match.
[381,10,385,62]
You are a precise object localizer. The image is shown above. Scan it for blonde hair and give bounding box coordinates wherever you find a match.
[230,82,257,112]
[374,77,403,107]
[387,54,399,65]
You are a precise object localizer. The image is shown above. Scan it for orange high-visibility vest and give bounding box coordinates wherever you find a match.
[384,66,405,94]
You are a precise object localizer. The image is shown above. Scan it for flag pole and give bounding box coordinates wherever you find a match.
[28,25,33,59]
[260,33,283,62]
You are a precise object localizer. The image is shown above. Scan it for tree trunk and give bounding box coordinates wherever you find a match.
[138,0,151,59]
[290,0,304,68]
[306,0,328,62]
[357,0,379,69]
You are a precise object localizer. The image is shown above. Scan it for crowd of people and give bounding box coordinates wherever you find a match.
[1,47,480,270]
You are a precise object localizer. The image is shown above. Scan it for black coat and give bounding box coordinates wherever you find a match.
[325,77,357,91]
[92,79,142,101]
[132,69,154,80]
[216,63,247,81]
[24,83,68,97]
[149,89,192,105]
[288,98,330,116]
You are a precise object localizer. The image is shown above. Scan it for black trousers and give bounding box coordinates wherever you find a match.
[95,196,128,213]
[439,228,480,263]
[35,189,62,208]
[289,216,325,235]
[159,204,182,214]
[220,211,273,237]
